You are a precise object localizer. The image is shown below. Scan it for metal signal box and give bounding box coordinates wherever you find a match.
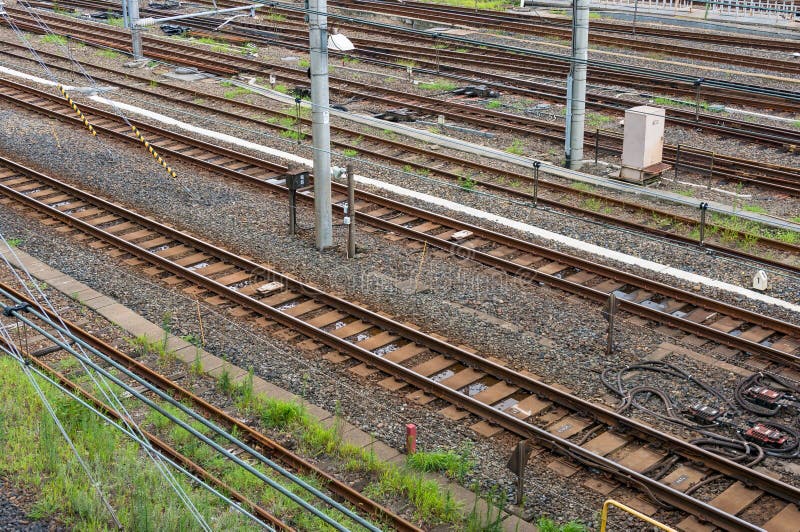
[620,105,667,184]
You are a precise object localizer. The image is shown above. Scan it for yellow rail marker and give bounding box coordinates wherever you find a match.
[599,499,676,532]
[56,84,97,137]
[129,125,178,178]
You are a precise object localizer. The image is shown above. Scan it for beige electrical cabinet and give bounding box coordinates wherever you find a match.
[620,105,667,184]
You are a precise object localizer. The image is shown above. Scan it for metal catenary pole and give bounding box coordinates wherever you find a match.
[566,0,588,170]
[309,0,333,250]
[128,0,143,61]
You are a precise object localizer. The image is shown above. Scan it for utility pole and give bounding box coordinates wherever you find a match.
[309,0,333,250]
[129,0,143,61]
[564,0,588,170]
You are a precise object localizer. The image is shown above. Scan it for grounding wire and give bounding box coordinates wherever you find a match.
[0,236,215,531]
[0,285,381,532]
[0,341,277,532]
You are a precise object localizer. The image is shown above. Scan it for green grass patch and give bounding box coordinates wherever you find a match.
[589,11,601,19]
[396,59,417,68]
[790,120,800,130]
[106,16,124,27]
[581,197,602,211]
[485,100,502,109]
[505,139,524,155]
[223,86,252,99]
[41,34,68,46]
[298,57,310,68]
[0,357,261,530]
[5,237,22,247]
[537,516,588,532]
[585,112,613,129]
[549,8,567,15]
[421,0,510,9]
[418,80,458,91]
[676,188,695,197]
[406,444,473,481]
[97,48,121,59]
[274,83,289,94]
[570,182,594,193]
[280,129,305,141]
[216,376,468,526]
[342,148,358,157]
[457,174,477,192]
[742,204,767,214]
[342,55,360,64]
[126,334,176,364]
[265,12,287,22]
[790,216,800,223]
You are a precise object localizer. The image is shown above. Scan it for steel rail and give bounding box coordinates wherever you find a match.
[2,81,798,365]
[0,157,796,531]
[0,282,421,532]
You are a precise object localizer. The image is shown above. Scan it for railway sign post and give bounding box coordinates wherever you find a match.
[698,202,709,245]
[506,439,533,505]
[287,170,310,235]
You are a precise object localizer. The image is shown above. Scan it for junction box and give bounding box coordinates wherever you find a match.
[619,105,668,184]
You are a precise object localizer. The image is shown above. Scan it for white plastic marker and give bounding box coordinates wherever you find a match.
[3,65,798,314]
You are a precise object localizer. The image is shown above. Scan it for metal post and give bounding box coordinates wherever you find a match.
[506,440,531,506]
[295,97,302,145]
[632,0,639,35]
[346,163,356,259]
[594,128,599,166]
[532,161,541,207]
[129,0,143,61]
[674,144,681,180]
[699,202,708,245]
[693,78,704,121]
[309,0,333,250]
[603,292,617,356]
[566,0,588,170]
[289,187,297,235]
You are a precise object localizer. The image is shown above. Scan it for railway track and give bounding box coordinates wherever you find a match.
[2,49,798,271]
[1,155,799,530]
[2,75,799,370]
[331,0,800,74]
[5,5,800,195]
[0,282,419,531]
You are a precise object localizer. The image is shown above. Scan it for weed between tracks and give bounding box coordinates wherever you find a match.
[216,371,508,527]
[40,34,68,46]
[0,357,259,530]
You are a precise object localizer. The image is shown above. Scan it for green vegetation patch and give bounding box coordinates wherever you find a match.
[418,80,458,91]
[0,357,257,530]
[41,34,68,46]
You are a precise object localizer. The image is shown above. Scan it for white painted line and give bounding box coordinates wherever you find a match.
[3,66,798,314]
